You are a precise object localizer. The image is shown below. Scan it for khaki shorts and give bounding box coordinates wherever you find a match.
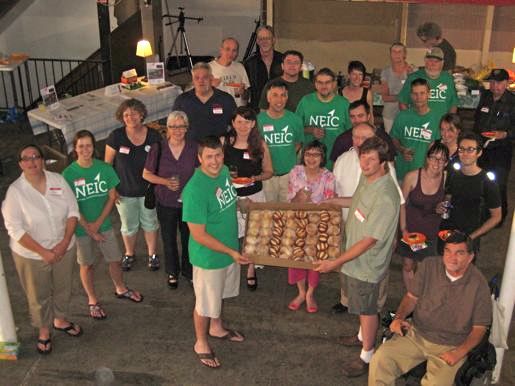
[76,229,121,266]
[345,274,380,316]
[193,263,240,318]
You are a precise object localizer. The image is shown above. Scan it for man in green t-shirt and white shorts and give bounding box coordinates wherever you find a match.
[182,136,249,369]
[257,79,304,202]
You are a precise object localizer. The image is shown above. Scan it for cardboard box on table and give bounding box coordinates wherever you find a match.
[243,202,343,269]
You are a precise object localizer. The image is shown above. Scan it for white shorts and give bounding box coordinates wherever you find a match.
[193,263,240,318]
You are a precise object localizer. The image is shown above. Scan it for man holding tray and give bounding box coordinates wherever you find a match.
[182,136,249,369]
[316,136,400,378]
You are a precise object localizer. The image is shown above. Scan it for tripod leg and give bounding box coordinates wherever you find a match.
[168,29,183,70]
[180,32,194,70]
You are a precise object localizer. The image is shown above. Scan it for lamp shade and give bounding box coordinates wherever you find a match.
[512,48,515,64]
[136,39,153,58]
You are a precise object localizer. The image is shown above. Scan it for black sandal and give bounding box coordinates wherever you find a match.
[37,338,52,355]
[246,275,258,291]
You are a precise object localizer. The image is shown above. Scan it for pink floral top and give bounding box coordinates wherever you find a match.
[287,165,336,204]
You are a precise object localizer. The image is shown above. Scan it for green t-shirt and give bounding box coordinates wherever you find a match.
[390,108,441,180]
[182,166,238,269]
[342,174,400,283]
[258,76,315,112]
[295,92,351,170]
[257,110,304,175]
[62,159,120,237]
[398,69,458,121]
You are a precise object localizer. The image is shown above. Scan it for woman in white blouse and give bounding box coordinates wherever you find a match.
[2,144,83,355]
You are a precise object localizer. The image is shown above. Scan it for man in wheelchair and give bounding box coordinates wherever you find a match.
[368,230,492,386]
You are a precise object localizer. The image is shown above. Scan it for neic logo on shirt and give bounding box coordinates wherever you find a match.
[429,83,448,102]
[309,109,340,130]
[403,122,433,142]
[73,173,108,200]
[263,125,294,146]
[215,178,237,211]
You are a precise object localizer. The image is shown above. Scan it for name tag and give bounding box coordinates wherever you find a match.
[481,107,489,113]
[74,178,85,186]
[120,146,130,154]
[354,208,365,222]
[421,128,432,140]
[263,124,274,132]
[243,152,250,160]
[212,104,223,114]
[49,187,63,195]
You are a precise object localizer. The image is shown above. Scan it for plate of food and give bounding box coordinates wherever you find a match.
[481,131,497,139]
[232,176,253,188]
[402,232,427,245]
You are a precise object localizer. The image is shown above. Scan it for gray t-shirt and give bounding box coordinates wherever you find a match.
[380,66,408,120]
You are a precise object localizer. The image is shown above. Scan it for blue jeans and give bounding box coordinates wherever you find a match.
[156,203,192,279]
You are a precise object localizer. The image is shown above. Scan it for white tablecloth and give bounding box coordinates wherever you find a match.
[28,82,182,152]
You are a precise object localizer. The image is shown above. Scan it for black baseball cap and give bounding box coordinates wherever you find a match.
[487,69,509,82]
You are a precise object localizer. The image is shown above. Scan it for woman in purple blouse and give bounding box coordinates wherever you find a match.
[143,111,198,289]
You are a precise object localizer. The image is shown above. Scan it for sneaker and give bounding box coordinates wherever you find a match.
[342,357,369,378]
[121,255,133,271]
[148,254,160,271]
[167,274,178,289]
[331,302,348,314]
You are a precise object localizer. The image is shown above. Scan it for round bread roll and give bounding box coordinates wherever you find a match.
[328,235,340,247]
[308,213,320,224]
[327,225,340,236]
[306,223,318,236]
[258,241,269,251]
[318,233,329,243]
[330,215,341,225]
[294,238,305,248]
[270,237,281,246]
[304,254,315,263]
[295,210,308,219]
[262,210,273,219]
[244,244,256,254]
[261,218,272,228]
[306,235,318,246]
[245,235,259,245]
[285,210,296,219]
[285,218,297,229]
[249,211,260,222]
[282,237,295,247]
[316,250,328,260]
[247,227,260,237]
[328,246,340,258]
[316,241,328,251]
[279,246,292,259]
[283,228,296,239]
[260,227,272,237]
[318,222,328,233]
[272,211,284,221]
[296,228,307,239]
[304,245,316,258]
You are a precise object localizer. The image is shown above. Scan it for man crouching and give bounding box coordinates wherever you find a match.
[368,231,492,385]
[182,136,249,369]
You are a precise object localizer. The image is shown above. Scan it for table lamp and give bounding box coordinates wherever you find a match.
[512,47,515,64]
[136,39,153,59]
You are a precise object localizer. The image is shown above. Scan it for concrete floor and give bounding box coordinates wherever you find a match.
[0,121,513,386]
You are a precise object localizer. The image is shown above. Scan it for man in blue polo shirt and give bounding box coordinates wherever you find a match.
[173,62,236,142]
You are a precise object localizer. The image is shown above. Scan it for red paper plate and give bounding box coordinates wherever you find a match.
[232,177,253,185]
[402,232,427,245]
[481,131,496,139]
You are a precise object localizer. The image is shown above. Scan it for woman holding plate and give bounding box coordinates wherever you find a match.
[223,106,273,291]
[398,142,449,291]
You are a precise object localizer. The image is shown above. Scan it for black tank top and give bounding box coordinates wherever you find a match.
[224,141,263,197]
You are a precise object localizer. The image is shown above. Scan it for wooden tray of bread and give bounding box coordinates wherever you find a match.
[242,202,343,269]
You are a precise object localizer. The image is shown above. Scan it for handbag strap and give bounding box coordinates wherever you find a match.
[154,140,162,175]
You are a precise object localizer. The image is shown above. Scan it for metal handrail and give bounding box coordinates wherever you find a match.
[0,57,109,113]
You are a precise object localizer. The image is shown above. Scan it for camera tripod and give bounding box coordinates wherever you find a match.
[162,6,203,71]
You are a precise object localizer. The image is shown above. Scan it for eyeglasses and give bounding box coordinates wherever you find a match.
[168,125,187,130]
[458,146,480,154]
[304,152,322,158]
[428,155,447,163]
[20,155,42,162]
